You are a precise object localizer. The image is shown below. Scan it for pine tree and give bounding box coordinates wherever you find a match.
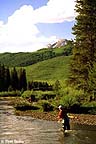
[11,67,19,90]
[0,64,5,91]
[4,67,11,91]
[19,68,27,91]
[22,69,27,90]
[69,0,96,94]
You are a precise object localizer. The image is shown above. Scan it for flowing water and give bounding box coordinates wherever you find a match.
[0,99,96,144]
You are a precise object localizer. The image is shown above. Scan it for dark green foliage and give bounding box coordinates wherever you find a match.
[27,81,53,91]
[0,65,5,91]
[15,102,39,111]
[11,67,19,90]
[69,0,96,95]
[19,68,27,91]
[63,40,73,56]
[41,101,54,112]
[0,64,11,91]
[4,67,11,91]
[69,101,96,114]
[69,105,96,114]
[40,92,56,100]
[30,94,36,102]
[0,51,55,67]
[0,64,27,92]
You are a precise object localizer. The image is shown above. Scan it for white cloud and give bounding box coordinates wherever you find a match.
[0,0,75,52]
[34,0,75,23]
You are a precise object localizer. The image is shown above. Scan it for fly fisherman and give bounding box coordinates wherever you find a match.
[57,105,70,131]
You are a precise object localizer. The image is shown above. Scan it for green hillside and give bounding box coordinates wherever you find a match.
[25,56,71,82]
[0,41,72,82]
[0,41,73,67]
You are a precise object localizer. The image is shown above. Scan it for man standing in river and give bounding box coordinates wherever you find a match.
[57,105,70,131]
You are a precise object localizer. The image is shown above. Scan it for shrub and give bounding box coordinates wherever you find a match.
[60,95,79,108]
[59,87,84,112]
[81,101,96,114]
[0,91,21,97]
[40,100,54,112]
[41,91,56,100]
[21,90,36,102]
[15,100,39,111]
[31,90,56,100]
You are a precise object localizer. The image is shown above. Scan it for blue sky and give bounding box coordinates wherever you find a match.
[0,0,75,52]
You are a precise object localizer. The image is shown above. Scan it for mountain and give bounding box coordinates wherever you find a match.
[47,39,68,48]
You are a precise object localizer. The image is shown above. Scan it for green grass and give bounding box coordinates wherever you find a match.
[25,56,71,82]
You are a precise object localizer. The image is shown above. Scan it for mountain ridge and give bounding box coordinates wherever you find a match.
[0,40,73,67]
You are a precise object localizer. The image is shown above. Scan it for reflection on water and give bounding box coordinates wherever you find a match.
[0,99,96,144]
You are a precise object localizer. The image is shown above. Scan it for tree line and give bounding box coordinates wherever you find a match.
[0,64,27,91]
[0,64,53,92]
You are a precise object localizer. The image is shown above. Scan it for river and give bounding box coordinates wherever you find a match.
[0,99,96,144]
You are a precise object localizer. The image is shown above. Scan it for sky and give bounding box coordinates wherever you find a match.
[0,0,76,53]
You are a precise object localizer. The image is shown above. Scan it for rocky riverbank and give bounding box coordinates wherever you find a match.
[15,110,96,126]
[1,96,96,126]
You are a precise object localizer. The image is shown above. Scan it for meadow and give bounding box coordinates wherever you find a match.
[25,55,71,82]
